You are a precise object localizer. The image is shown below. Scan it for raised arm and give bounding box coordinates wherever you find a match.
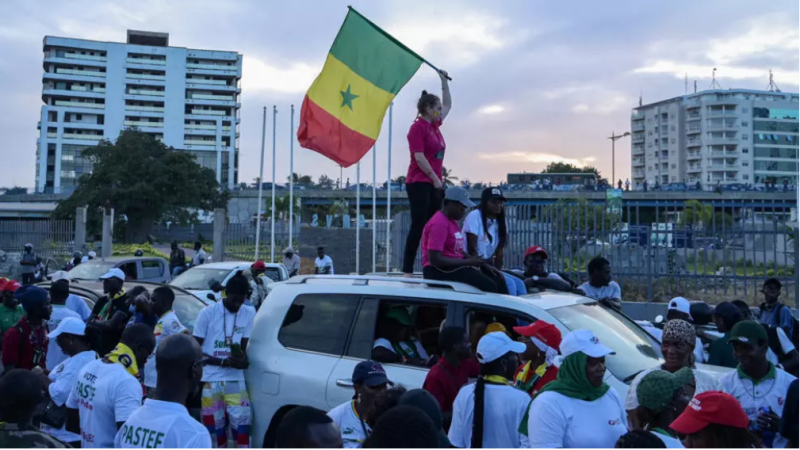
[439,70,451,120]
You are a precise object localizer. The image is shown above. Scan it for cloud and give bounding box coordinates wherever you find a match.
[476,104,505,115]
[243,57,320,94]
[479,151,596,168]
[633,61,799,85]
[571,94,631,115]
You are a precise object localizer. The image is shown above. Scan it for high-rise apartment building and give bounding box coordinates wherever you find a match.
[36,30,242,193]
[630,89,798,190]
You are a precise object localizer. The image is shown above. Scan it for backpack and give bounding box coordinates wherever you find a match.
[760,303,799,347]
[762,324,788,361]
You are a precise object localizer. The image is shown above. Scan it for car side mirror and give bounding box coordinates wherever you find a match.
[206,293,216,301]
[655,314,664,324]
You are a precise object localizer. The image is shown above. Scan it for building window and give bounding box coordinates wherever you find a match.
[742,162,749,167]
[75,114,82,121]
[671,138,676,144]
[742,148,748,153]
[742,134,748,140]
[743,174,749,180]
[671,164,676,169]
[741,121,748,127]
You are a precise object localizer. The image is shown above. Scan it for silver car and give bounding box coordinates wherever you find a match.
[65,256,171,283]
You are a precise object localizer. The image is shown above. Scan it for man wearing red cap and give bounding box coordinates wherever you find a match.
[515,246,574,293]
[249,261,269,309]
[512,321,562,396]
[670,391,761,448]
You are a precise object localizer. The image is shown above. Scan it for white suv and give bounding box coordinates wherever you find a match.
[245,275,726,447]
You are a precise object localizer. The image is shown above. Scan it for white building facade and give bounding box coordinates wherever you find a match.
[36,30,242,193]
[630,89,798,190]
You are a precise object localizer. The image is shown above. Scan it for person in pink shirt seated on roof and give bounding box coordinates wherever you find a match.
[402,70,451,276]
[420,187,507,293]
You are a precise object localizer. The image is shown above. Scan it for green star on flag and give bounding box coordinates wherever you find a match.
[340,84,358,110]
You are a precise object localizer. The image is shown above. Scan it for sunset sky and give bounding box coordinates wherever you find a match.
[1,0,797,189]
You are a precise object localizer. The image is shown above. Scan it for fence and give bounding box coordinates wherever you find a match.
[391,199,798,303]
[223,218,300,262]
[0,219,75,278]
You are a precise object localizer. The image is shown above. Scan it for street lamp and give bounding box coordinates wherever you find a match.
[608,131,631,186]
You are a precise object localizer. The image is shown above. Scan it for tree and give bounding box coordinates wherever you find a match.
[317,174,335,190]
[543,162,608,185]
[393,175,407,185]
[442,167,458,187]
[288,173,314,185]
[265,194,301,219]
[53,129,228,243]
[237,182,249,190]
[1,187,28,195]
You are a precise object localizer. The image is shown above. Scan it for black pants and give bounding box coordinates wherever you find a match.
[422,265,507,294]
[402,183,442,273]
[21,273,35,286]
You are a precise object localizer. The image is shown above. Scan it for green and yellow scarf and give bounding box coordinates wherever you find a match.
[106,342,139,376]
[519,352,610,435]
[98,288,127,320]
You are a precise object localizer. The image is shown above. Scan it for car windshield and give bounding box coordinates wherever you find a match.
[548,303,664,383]
[68,261,117,280]
[171,268,232,290]
[173,294,206,332]
[263,267,282,282]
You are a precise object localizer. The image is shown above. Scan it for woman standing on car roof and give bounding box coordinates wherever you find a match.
[624,319,719,425]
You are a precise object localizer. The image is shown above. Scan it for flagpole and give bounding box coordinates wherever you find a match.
[270,105,277,262]
[288,104,295,250]
[356,161,361,274]
[255,106,266,260]
[371,144,377,273]
[385,102,392,273]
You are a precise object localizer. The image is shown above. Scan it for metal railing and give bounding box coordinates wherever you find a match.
[0,219,75,278]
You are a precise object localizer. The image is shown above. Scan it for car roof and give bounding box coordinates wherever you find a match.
[281,275,595,311]
[85,256,167,263]
[199,261,284,270]
[36,279,206,303]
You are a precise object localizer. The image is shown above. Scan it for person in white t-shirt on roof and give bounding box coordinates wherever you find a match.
[513,246,575,293]
[65,323,155,449]
[50,271,92,321]
[448,331,530,448]
[115,333,211,448]
[639,297,707,364]
[193,272,255,448]
[143,287,187,396]
[463,187,527,295]
[577,256,622,310]
[314,247,335,275]
[45,280,82,371]
[523,329,628,448]
[328,360,391,448]
[37,317,97,447]
[720,320,797,448]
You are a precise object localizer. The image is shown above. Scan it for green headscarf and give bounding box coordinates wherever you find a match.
[519,352,610,436]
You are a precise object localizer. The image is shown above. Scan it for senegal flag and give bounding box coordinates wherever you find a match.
[297,7,423,167]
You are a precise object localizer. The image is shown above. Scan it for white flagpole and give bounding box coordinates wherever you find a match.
[288,104,295,250]
[385,102,393,273]
[356,161,361,274]
[371,144,376,273]
[270,105,277,262]
[255,106,266,260]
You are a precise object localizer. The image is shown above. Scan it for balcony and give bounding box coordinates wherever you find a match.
[633,171,645,178]
[189,93,235,101]
[185,123,232,131]
[687,152,701,160]
[126,73,166,80]
[190,109,226,116]
[124,120,164,127]
[187,62,236,70]
[632,134,644,143]
[687,166,703,173]
[705,138,739,145]
[54,68,105,78]
[125,105,164,112]
[686,127,701,134]
[126,57,166,66]
[632,122,645,132]
[128,88,164,97]
[69,85,105,93]
[708,164,739,171]
[186,77,229,85]
[687,113,700,119]
[53,100,104,109]
[184,139,217,146]
[706,110,738,118]
[63,133,103,141]
[63,52,106,62]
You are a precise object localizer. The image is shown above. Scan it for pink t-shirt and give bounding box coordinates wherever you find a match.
[406,117,445,184]
[421,211,464,267]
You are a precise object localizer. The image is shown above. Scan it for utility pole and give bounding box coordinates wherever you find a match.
[607,131,631,185]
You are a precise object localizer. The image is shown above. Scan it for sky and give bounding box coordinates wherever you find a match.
[0,0,798,189]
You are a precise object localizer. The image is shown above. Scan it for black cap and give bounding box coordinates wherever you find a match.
[763,278,782,289]
[481,187,507,202]
[352,360,390,387]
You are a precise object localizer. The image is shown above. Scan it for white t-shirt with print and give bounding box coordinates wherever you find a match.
[144,310,187,388]
[625,365,720,411]
[328,400,370,449]
[193,301,255,382]
[448,382,531,449]
[720,366,797,449]
[372,337,429,361]
[66,359,143,448]
[527,388,628,448]
[66,293,93,321]
[114,399,211,448]
[42,350,98,443]
[46,305,82,371]
[462,210,505,260]
[578,281,622,300]
[315,255,335,274]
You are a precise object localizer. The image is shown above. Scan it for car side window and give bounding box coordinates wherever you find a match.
[141,260,164,279]
[279,294,360,356]
[465,306,538,350]
[348,298,447,367]
[118,262,137,280]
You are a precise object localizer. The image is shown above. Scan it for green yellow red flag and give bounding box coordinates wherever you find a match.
[297,7,423,167]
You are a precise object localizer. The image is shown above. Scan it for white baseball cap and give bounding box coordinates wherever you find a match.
[668,297,694,321]
[100,268,126,281]
[88,251,96,258]
[560,329,616,358]
[48,317,86,339]
[476,331,527,364]
[50,270,71,282]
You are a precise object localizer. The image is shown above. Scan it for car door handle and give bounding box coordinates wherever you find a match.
[336,379,354,388]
